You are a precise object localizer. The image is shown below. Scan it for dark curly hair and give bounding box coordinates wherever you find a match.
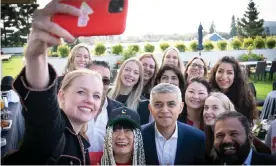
[154,64,185,93]
[208,56,257,124]
[184,57,208,82]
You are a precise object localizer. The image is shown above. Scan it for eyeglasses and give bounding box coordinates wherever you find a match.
[102,78,111,85]
[190,63,204,70]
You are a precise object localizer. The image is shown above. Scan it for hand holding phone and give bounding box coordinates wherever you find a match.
[52,0,128,37]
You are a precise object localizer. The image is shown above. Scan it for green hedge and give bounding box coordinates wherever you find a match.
[266,37,276,49]
[112,44,123,55]
[231,38,242,50]
[94,43,106,56]
[203,40,214,51]
[243,37,254,49]
[144,43,155,52]
[190,40,198,52]
[57,44,70,58]
[254,36,266,49]
[128,44,140,53]
[175,42,186,52]
[159,42,170,52]
[217,40,228,51]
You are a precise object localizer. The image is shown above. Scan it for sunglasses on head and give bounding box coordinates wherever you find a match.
[102,78,111,85]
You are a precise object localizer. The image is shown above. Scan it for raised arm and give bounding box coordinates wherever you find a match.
[25,0,80,89]
[2,1,81,164]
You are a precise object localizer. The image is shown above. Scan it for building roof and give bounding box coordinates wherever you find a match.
[264,21,276,35]
[203,32,225,41]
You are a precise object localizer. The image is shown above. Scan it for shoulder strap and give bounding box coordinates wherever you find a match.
[47,133,66,164]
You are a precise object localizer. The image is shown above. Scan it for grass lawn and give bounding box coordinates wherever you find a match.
[248,74,275,100]
[2,55,24,78]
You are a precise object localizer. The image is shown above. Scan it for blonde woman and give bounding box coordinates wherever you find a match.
[161,47,185,74]
[108,58,150,125]
[2,1,103,165]
[57,43,93,90]
[203,92,236,163]
[138,53,159,99]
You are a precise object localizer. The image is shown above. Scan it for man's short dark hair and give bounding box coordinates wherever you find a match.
[214,111,250,136]
[87,60,110,70]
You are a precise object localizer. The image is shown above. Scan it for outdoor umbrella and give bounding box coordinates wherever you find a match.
[197,23,204,56]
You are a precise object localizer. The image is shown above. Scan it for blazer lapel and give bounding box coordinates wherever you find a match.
[145,122,159,165]
[174,122,189,165]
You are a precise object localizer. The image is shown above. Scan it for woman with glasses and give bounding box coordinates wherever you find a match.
[184,57,208,83]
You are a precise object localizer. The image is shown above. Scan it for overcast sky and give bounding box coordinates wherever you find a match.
[37,0,276,35]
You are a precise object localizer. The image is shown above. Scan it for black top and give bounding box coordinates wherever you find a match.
[115,94,129,105]
[114,94,150,125]
[1,64,90,165]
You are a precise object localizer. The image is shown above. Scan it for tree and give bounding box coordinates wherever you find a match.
[1,4,19,47]
[236,18,243,37]
[209,21,216,34]
[1,2,38,47]
[17,2,39,40]
[237,0,264,37]
[230,15,237,38]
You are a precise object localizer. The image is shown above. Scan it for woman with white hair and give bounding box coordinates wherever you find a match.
[101,106,146,165]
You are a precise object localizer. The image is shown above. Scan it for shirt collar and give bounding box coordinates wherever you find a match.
[244,148,253,165]
[154,122,178,139]
[102,97,108,109]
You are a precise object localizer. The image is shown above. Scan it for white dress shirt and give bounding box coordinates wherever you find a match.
[154,123,178,165]
[87,97,108,152]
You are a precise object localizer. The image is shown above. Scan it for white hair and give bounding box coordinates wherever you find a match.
[150,83,182,104]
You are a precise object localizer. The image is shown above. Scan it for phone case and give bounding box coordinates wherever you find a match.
[51,0,128,37]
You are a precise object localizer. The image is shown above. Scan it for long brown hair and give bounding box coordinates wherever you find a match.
[138,53,159,97]
[208,56,257,124]
[184,57,208,82]
[178,77,211,125]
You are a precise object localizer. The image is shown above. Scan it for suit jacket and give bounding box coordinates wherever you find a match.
[142,121,206,165]
[251,150,276,165]
[137,100,150,125]
[106,97,124,118]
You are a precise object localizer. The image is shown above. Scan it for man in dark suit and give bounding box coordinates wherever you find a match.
[213,111,276,165]
[142,83,206,165]
[86,60,124,164]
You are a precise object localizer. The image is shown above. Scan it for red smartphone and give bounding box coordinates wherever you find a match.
[51,0,128,37]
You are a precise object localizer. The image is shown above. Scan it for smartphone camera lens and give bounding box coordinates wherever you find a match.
[109,0,124,13]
